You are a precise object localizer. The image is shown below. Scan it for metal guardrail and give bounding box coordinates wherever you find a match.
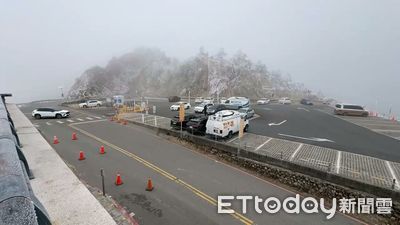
[0,94,51,225]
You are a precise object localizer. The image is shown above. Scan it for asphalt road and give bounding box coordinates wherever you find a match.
[20,101,362,225]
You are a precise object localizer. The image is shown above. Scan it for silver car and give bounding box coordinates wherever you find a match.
[238,107,255,119]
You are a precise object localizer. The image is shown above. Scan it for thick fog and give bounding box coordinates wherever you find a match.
[0,0,399,116]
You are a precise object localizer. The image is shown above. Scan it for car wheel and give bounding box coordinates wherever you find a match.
[34,114,41,119]
[227,131,233,139]
[97,104,101,107]
[56,114,62,119]
[244,124,249,132]
[83,105,88,108]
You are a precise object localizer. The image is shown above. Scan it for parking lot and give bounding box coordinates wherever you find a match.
[96,98,400,162]
[122,112,400,191]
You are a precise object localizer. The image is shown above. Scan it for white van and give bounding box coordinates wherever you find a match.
[206,110,249,139]
[224,97,250,108]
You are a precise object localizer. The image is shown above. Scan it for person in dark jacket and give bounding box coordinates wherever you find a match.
[204,104,208,116]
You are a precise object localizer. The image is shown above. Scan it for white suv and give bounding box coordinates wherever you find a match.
[170,102,191,111]
[79,100,102,108]
[32,108,70,119]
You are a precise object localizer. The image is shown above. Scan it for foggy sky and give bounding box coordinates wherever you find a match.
[1,0,399,116]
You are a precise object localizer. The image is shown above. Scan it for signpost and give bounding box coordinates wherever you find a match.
[238,118,245,155]
[179,103,185,138]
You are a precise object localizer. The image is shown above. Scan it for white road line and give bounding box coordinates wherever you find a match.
[289,143,303,161]
[297,107,310,112]
[46,122,52,126]
[86,117,93,120]
[385,161,400,190]
[94,116,102,119]
[335,151,341,174]
[76,118,84,121]
[255,138,272,151]
[67,119,74,123]
[56,120,64,124]
[227,136,239,143]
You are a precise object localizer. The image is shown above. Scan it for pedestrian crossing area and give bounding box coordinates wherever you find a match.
[38,115,107,126]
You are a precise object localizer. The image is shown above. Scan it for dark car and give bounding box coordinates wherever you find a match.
[186,116,208,134]
[300,99,313,105]
[170,114,199,130]
[168,96,181,102]
[206,104,227,115]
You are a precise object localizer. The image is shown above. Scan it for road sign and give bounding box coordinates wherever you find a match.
[179,103,185,122]
[239,118,244,138]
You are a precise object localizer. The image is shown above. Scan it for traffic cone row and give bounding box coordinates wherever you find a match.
[53,132,154,190]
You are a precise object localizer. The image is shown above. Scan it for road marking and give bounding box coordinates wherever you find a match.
[278,133,335,143]
[56,120,64,124]
[226,134,247,143]
[70,119,107,125]
[268,120,287,126]
[67,119,74,123]
[335,151,341,174]
[289,143,303,161]
[94,116,102,119]
[86,117,93,120]
[297,107,310,112]
[69,124,253,225]
[46,122,52,126]
[76,118,84,121]
[385,161,400,190]
[254,138,272,151]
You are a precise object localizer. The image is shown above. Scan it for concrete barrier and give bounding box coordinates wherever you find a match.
[0,94,51,225]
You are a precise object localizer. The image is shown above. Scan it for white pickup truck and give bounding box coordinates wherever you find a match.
[206,110,249,139]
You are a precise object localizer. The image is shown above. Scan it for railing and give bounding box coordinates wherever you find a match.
[0,94,51,225]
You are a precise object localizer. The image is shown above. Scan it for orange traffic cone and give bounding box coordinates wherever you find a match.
[72,132,77,140]
[78,151,86,160]
[115,173,123,185]
[146,178,154,191]
[53,136,59,144]
[99,146,105,154]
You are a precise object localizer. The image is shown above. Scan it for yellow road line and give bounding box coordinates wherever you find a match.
[69,124,253,225]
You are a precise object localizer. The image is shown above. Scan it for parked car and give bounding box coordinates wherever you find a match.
[220,97,227,104]
[79,100,102,108]
[206,104,227,115]
[194,102,214,113]
[203,97,214,104]
[257,98,270,105]
[238,107,255,119]
[170,114,199,130]
[170,102,191,111]
[300,99,313,106]
[224,97,250,108]
[334,104,369,117]
[168,96,181,102]
[186,116,208,134]
[278,97,292,104]
[206,110,249,139]
[194,97,204,104]
[32,108,70,119]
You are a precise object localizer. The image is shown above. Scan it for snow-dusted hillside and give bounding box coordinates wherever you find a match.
[68,48,312,99]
